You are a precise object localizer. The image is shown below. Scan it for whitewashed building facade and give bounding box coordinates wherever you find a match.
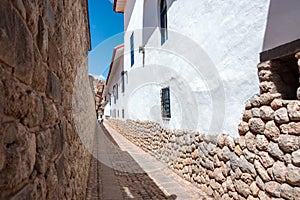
[104,0,300,136]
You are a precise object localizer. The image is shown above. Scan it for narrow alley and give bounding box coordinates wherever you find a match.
[85,122,210,200]
[1,0,300,199]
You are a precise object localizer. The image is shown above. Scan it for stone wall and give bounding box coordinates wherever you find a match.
[0,0,95,199]
[109,54,300,199]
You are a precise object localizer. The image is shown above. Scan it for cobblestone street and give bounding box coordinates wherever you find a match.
[86,123,210,200]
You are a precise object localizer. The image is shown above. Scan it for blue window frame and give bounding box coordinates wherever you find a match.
[161,87,171,118]
[121,71,125,93]
[130,33,134,66]
[160,0,168,45]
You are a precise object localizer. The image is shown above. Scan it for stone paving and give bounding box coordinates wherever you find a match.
[86,122,211,200]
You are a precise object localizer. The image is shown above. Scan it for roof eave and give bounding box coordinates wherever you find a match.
[113,0,126,13]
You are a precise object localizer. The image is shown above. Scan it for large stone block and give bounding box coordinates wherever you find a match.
[43,0,56,35]
[256,134,268,151]
[254,159,271,182]
[45,164,59,199]
[280,122,300,135]
[37,16,49,61]
[0,1,16,68]
[245,131,257,152]
[280,183,294,200]
[274,107,289,124]
[287,101,300,121]
[10,184,33,200]
[292,149,300,167]
[213,168,225,183]
[35,129,51,174]
[251,108,261,118]
[31,176,47,199]
[46,70,61,102]
[12,0,26,20]
[255,176,265,191]
[272,161,286,183]
[278,134,300,153]
[257,62,271,70]
[242,110,252,122]
[258,151,274,168]
[286,164,300,186]
[260,81,276,93]
[264,121,280,142]
[249,95,261,108]
[22,91,44,128]
[249,182,260,197]
[235,180,250,198]
[3,78,30,119]
[260,106,274,121]
[239,156,256,177]
[265,181,281,198]
[259,92,274,105]
[270,99,283,110]
[248,118,265,134]
[32,61,48,93]
[42,97,58,127]
[243,149,255,163]
[23,0,38,36]
[50,124,64,160]
[0,122,36,195]
[238,121,249,135]
[14,12,34,85]
[48,37,62,76]
[258,70,272,82]
[267,142,284,161]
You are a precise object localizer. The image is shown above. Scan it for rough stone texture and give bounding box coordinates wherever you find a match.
[287,101,300,121]
[256,134,269,151]
[251,108,261,118]
[243,110,252,122]
[280,184,294,200]
[267,142,284,161]
[272,161,286,183]
[238,121,249,135]
[235,180,250,198]
[278,134,300,153]
[0,1,94,199]
[260,106,274,121]
[249,118,265,134]
[108,57,300,199]
[250,182,260,197]
[280,122,300,135]
[274,107,289,124]
[271,99,283,110]
[259,93,274,105]
[264,121,280,142]
[286,164,300,186]
[265,181,281,197]
[292,150,300,167]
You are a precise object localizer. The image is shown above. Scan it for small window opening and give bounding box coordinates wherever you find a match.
[271,54,299,100]
[130,33,134,67]
[160,0,168,45]
[161,87,171,118]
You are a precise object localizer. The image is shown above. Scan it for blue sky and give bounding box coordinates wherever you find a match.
[88,0,124,80]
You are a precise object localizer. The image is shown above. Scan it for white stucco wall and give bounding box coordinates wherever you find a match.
[104,47,126,120]
[165,0,271,135]
[115,0,270,136]
[124,0,144,72]
[104,103,111,117]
